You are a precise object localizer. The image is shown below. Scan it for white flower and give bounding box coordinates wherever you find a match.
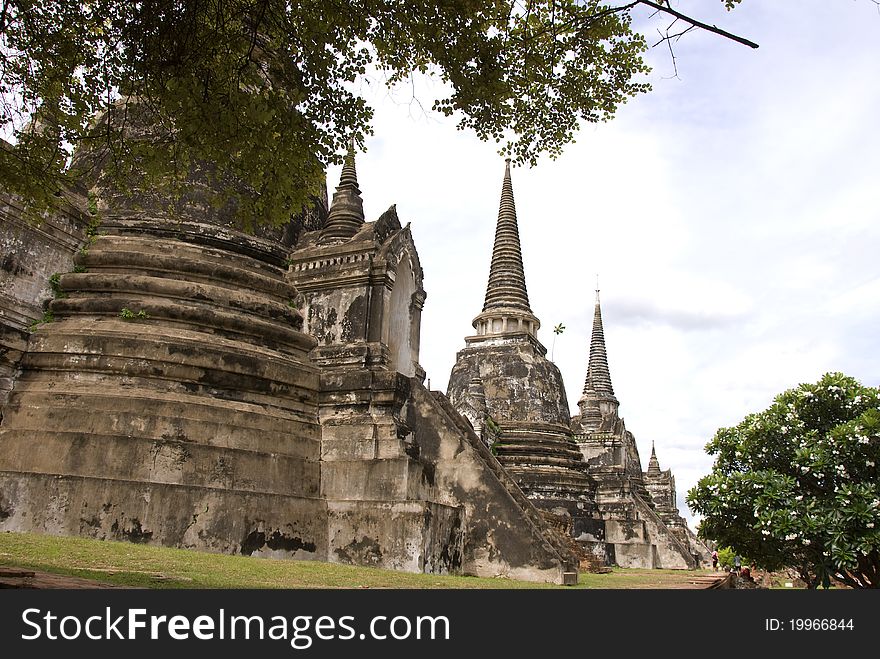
[795,495,803,501]
[802,539,811,545]
[867,523,875,529]
[762,529,770,536]
[785,533,798,540]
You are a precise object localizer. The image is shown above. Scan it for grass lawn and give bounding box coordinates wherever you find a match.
[0,531,718,589]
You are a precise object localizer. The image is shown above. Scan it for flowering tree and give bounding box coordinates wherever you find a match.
[688,373,880,588]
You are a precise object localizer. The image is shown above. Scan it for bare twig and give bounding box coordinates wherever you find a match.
[637,0,759,49]
[652,23,697,48]
[658,28,678,79]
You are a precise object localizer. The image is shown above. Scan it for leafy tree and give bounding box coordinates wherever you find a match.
[688,373,880,588]
[716,546,737,570]
[0,1,747,227]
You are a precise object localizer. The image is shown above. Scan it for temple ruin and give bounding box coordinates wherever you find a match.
[448,162,711,568]
[0,135,707,583]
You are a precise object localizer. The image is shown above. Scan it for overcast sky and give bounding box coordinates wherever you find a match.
[327,0,880,528]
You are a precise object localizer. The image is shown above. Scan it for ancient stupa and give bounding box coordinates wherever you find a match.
[447,161,604,555]
[572,290,707,567]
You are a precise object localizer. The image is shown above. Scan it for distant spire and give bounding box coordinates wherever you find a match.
[647,442,661,475]
[582,294,615,398]
[320,138,365,243]
[481,159,532,313]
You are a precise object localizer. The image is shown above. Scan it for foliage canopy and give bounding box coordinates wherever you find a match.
[688,373,880,588]
[1,1,742,226]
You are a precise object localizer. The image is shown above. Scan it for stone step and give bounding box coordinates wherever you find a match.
[496,451,589,470]
[495,442,586,461]
[0,429,320,497]
[0,566,123,589]
[96,217,289,269]
[503,468,595,493]
[427,390,581,571]
[16,370,311,418]
[24,320,318,397]
[15,369,318,418]
[27,315,312,366]
[2,400,319,459]
[58,272,300,327]
[504,476,594,495]
[5,377,315,424]
[48,297,309,353]
[495,434,583,448]
[79,237,293,301]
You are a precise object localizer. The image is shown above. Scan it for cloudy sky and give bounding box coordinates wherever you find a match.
[328,0,880,527]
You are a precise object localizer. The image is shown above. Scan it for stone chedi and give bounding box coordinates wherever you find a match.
[572,292,707,568]
[0,132,578,583]
[643,442,709,563]
[447,161,604,557]
[0,132,330,556]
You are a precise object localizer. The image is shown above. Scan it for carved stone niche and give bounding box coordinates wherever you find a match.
[288,205,426,382]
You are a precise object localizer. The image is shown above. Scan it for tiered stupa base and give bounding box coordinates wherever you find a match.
[0,217,327,557]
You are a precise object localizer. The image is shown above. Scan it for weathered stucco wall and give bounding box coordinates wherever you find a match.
[0,472,327,559]
[0,190,88,408]
[632,495,694,569]
[448,336,572,428]
[317,367,573,583]
[410,386,576,582]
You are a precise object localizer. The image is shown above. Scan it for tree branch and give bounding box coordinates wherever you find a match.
[637,0,759,49]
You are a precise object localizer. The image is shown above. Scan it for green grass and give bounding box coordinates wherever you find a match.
[0,531,718,589]
[0,532,556,589]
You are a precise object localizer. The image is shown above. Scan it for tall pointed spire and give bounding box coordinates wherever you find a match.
[320,138,365,244]
[576,287,619,426]
[470,160,540,339]
[647,442,661,475]
[582,291,615,399]
[483,159,532,313]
